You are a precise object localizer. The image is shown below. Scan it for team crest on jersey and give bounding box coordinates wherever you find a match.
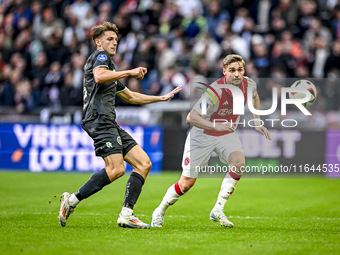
[117,136,122,146]
[97,54,107,61]
[184,157,190,166]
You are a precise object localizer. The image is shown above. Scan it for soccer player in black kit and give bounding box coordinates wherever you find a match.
[58,21,182,228]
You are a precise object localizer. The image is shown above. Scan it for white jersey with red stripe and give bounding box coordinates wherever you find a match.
[192,76,257,136]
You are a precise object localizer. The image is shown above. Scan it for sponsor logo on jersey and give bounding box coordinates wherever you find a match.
[218,109,233,115]
[97,54,107,61]
[106,142,113,148]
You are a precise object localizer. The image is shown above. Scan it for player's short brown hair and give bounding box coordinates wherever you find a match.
[91,21,119,42]
[222,54,245,68]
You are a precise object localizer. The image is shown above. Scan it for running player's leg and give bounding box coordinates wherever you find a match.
[151,175,196,227]
[76,154,125,201]
[59,120,125,227]
[211,133,245,227]
[151,132,214,227]
[213,151,245,213]
[59,153,125,227]
[117,145,152,228]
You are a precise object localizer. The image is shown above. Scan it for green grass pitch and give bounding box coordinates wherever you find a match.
[0,171,339,255]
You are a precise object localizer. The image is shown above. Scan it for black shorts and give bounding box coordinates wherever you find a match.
[82,115,138,158]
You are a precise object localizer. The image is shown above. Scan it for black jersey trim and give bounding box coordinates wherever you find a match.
[116,87,127,93]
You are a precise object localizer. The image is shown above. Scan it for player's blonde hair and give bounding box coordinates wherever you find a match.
[91,21,119,42]
[222,54,245,68]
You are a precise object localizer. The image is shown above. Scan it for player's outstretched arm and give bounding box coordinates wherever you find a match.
[252,92,271,140]
[188,110,235,132]
[117,85,183,104]
[93,67,147,83]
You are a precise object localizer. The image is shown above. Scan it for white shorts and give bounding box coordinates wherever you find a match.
[181,130,244,178]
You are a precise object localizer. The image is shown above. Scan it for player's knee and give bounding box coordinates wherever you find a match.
[230,160,245,175]
[106,166,125,178]
[136,159,152,174]
[145,159,152,172]
[142,159,152,172]
[116,168,125,178]
[180,180,195,192]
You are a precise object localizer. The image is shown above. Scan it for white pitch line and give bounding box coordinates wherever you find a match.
[227,216,340,221]
[1,212,339,221]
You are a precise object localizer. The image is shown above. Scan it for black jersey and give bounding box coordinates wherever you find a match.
[82,49,126,124]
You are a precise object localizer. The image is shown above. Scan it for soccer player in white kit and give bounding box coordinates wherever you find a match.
[151,54,271,228]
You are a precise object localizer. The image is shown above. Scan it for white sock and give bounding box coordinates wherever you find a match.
[69,193,80,207]
[121,207,133,216]
[157,181,184,214]
[213,170,241,212]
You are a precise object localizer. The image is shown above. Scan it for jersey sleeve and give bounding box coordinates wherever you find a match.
[116,80,126,93]
[93,50,111,71]
[247,77,257,98]
[192,89,216,115]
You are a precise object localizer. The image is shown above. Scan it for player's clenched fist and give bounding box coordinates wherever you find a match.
[130,67,147,80]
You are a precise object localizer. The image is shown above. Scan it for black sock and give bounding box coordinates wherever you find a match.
[75,168,111,201]
[123,172,145,209]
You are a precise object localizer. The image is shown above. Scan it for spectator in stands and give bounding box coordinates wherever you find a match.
[240,16,255,49]
[181,9,207,39]
[303,17,332,52]
[41,61,63,106]
[44,31,71,65]
[14,78,38,113]
[274,0,299,27]
[30,0,43,40]
[29,51,48,88]
[251,35,271,77]
[44,61,63,88]
[296,0,319,38]
[331,4,340,39]
[70,53,85,89]
[0,53,6,83]
[60,72,82,107]
[270,16,287,40]
[12,1,32,32]
[131,38,155,70]
[271,30,302,77]
[311,37,330,78]
[63,6,86,49]
[0,69,21,106]
[206,1,230,43]
[0,31,11,62]
[10,29,32,72]
[323,70,340,110]
[324,39,340,77]
[174,0,203,18]
[193,32,222,69]
[39,7,64,42]
[155,39,177,73]
[70,0,91,24]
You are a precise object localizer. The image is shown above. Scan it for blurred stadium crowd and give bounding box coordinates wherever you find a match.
[0,0,340,114]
